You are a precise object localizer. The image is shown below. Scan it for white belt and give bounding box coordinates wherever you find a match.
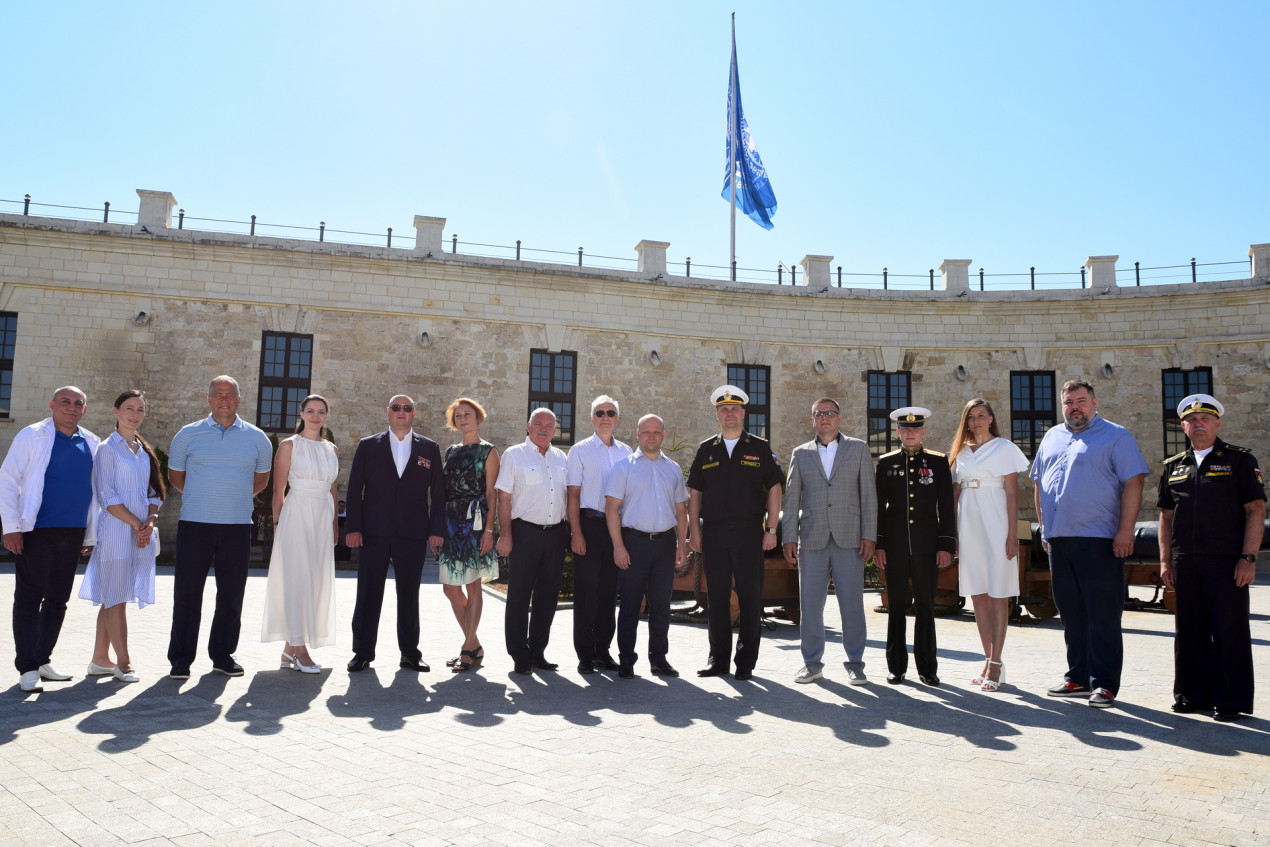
[287,479,331,493]
[960,477,1004,489]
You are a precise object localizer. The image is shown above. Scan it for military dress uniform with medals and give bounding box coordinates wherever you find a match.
[687,388,783,677]
[875,408,956,682]
[1157,395,1264,717]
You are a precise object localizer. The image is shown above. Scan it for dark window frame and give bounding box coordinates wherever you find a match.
[1161,367,1213,457]
[528,349,578,446]
[0,312,15,420]
[726,363,771,441]
[256,331,313,433]
[866,370,912,457]
[1009,370,1056,459]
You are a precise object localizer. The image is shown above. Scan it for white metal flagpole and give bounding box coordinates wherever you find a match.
[729,12,737,281]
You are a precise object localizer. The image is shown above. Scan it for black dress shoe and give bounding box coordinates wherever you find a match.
[513,661,532,675]
[1171,697,1212,714]
[618,664,635,679]
[733,669,753,681]
[1214,709,1247,722]
[594,655,621,672]
[399,656,431,672]
[529,658,558,671]
[650,662,679,677]
[886,672,905,685]
[347,656,372,672]
[919,674,940,686]
[212,658,244,677]
[697,665,728,677]
[577,661,596,675]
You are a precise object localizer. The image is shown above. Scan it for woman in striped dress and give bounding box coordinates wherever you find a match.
[79,390,165,683]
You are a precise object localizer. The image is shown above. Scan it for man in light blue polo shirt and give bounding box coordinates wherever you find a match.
[1030,379,1148,709]
[605,414,689,679]
[166,376,273,679]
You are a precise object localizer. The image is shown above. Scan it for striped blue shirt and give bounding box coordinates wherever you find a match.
[605,451,688,534]
[169,415,273,524]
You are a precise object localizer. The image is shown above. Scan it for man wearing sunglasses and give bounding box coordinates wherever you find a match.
[345,394,446,673]
[566,396,631,675]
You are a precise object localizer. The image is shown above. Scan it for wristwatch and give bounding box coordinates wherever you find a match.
[765,527,777,535]
[1241,553,1257,563]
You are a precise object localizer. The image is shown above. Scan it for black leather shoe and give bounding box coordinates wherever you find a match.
[1171,697,1211,714]
[618,664,635,679]
[399,656,431,672]
[1214,709,1247,722]
[594,655,621,672]
[650,662,679,677]
[212,658,244,677]
[530,658,558,671]
[513,661,532,675]
[886,672,905,685]
[169,666,191,680]
[577,661,596,675]
[697,665,728,677]
[919,674,940,686]
[347,656,372,672]
[733,669,753,681]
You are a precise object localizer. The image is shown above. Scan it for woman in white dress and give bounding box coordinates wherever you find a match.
[261,395,340,673]
[80,390,164,683]
[949,399,1029,692]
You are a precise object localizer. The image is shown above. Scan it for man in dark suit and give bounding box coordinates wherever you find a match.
[344,394,445,673]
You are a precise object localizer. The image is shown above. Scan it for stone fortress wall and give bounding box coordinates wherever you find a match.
[2,189,1268,546]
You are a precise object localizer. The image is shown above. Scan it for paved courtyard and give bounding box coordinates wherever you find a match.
[1,562,1267,847]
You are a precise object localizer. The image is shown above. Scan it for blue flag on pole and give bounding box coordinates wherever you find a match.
[722,24,777,230]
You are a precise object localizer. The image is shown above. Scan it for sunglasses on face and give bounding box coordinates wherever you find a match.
[389,404,415,413]
[593,410,618,418]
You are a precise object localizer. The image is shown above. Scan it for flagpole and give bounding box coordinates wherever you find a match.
[729,13,737,281]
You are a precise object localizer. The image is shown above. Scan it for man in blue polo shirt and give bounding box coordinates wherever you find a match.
[1,386,101,693]
[1030,379,1148,709]
[166,376,273,679]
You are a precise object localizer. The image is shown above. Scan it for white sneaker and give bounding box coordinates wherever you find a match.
[38,663,72,681]
[19,671,44,692]
[794,665,823,684]
[846,668,869,685]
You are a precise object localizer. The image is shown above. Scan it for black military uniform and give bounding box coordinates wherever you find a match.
[876,445,956,679]
[1157,436,1264,716]
[687,430,783,675]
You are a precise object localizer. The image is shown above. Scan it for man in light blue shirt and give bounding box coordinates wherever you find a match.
[605,414,689,679]
[1030,379,1147,709]
[166,376,273,679]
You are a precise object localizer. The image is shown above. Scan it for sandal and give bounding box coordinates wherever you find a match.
[469,645,484,667]
[452,649,480,673]
[970,657,989,686]
[981,660,1005,692]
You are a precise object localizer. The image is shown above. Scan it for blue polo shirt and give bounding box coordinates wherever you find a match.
[1029,414,1148,542]
[34,429,94,528]
[169,415,273,524]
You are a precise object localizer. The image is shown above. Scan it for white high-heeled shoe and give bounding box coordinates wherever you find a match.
[281,651,321,674]
[981,660,1005,692]
[970,657,989,686]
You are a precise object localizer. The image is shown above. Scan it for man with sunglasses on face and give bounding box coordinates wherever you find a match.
[345,394,445,673]
[566,396,632,674]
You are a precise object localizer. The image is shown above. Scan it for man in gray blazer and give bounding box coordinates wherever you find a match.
[781,397,878,684]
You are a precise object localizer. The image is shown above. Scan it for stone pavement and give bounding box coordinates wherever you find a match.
[1,563,1267,847]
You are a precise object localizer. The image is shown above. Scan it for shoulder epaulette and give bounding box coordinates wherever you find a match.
[1224,443,1254,455]
[1163,451,1187,464]
[923,449,947,458]
[879,449,902,459]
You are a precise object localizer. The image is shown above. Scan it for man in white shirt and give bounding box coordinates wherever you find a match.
[566,395,632,674]
[496,408,569,675]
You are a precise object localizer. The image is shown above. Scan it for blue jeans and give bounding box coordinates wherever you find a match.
[616,529,676,668]
[798,540,866,671]
[1048,536,1123,694]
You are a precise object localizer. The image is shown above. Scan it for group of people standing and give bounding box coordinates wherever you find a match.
[2,376,1261,722]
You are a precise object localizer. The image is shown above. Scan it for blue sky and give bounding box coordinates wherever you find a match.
[5,1,1267,287]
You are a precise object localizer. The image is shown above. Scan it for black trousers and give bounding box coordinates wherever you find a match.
[572,513,619,662]
[702,521,765,672]
[885,552,938,677]
[12,527,84,674]
[616,530,676,667]
[168,521,251,668]
[504,519,567,663]
[1173,553,1254,713]
[351,534,428,662]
